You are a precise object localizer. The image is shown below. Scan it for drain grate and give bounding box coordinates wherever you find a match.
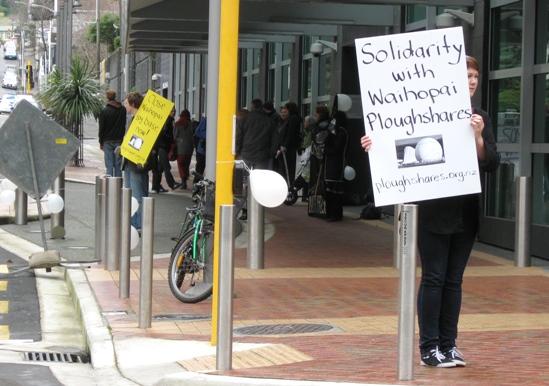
[47,346,86,354]
[152,314,211,322]
[234,323,334,336]
[22,351,90,363]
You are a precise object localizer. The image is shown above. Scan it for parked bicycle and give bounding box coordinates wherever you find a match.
[168,172,215,303]
[168,168,246,304]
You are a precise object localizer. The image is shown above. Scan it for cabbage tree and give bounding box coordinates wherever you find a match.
[36,56,104,166]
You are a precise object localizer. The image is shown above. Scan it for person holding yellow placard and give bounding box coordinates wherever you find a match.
[123,91,148,231]
[121,90,175,232]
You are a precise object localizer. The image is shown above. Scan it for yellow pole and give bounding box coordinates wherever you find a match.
[211,0,239,346]
[27,61,31,94]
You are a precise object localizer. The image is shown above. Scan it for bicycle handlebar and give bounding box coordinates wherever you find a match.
[191,169,214,185]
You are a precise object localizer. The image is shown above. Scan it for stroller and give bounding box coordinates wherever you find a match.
[281,147,311,206]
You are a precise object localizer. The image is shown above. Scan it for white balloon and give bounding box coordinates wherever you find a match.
[249,169,288,208]
[0,179,17,191]
[337,94,352,112]
[131,197,139,216]
[344,166,356,181]
[130,226,140,250]
[46,194,65,213]
[0,190,15,205]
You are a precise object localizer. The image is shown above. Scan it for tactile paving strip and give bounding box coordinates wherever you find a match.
[178,344,314,371]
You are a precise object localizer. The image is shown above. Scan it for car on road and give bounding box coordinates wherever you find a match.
[2,72,18,90]
[4,65,16,75]
[4,47,17,60]
[13,94,41,111]
[0,94,14,114]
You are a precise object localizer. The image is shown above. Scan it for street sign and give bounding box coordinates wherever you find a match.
[0,100,80,199]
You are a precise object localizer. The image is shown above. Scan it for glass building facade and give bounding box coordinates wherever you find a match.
[147,1,549,259]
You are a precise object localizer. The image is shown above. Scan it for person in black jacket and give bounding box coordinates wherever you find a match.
[309,105,348,222]
[235,99,278,220]
[276,101,302,185]
[98,89,126,177]
[361,56,500,368]
[235,99,278,170]
[151,106,179,193]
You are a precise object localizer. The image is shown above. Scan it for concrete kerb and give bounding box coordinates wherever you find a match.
[154,372,395,386]
[64,267,118,370]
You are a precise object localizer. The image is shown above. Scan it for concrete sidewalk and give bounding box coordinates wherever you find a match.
[2,138,549,385]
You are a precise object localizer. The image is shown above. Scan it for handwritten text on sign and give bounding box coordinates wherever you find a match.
[355,28,480,206]
[121,90,174,165]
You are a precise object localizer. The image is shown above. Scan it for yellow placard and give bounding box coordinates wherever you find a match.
[55,138,67,144]
[120,90,174,165]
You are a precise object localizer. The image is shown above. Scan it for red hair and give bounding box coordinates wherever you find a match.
[175,109,191,126]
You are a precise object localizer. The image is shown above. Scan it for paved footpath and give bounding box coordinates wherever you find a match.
[2,134,549,385]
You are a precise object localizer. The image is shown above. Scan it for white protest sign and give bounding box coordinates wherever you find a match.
[355,27,480,207]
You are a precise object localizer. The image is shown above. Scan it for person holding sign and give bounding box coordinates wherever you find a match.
[123,91,148,231]
[361,56,500,367]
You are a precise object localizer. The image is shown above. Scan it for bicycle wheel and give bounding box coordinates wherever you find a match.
[168,226,214,303]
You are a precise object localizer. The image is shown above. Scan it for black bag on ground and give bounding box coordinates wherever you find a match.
[360,202,381,220]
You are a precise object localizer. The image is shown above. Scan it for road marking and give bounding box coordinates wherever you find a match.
[0,265,9,340]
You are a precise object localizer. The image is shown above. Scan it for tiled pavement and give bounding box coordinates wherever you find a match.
[4,137,549,384]
[86,198,549,385]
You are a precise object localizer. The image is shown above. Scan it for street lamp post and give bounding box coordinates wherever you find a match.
[29,4,56,79]
[97,0,100,77]
[14,1,30,88]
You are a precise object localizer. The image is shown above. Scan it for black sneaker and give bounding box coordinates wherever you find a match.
[420,347,456,368]
[443,347,466,367]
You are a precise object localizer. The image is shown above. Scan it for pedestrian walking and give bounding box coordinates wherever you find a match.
[173,109,194,189]
[98,89,126,177]
[151,106,179,193]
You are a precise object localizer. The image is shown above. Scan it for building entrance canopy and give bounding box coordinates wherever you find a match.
[123,0,474,54]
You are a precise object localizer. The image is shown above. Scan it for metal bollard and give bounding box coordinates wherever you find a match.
[95,175,108,264]
[139,197,154,329]
[50,170,65,238]
[393,203,402,269]
[397,204,418,381]
[247,193,264,269]
[515,176,532,267]
[105,177,123,271]
[14,188,28,225]
[119,188,132,298]
[216,205,235,371]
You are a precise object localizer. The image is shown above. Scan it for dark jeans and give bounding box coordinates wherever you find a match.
[195,152,206,180]
[417,224,477,354]
[152,148,176,189]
